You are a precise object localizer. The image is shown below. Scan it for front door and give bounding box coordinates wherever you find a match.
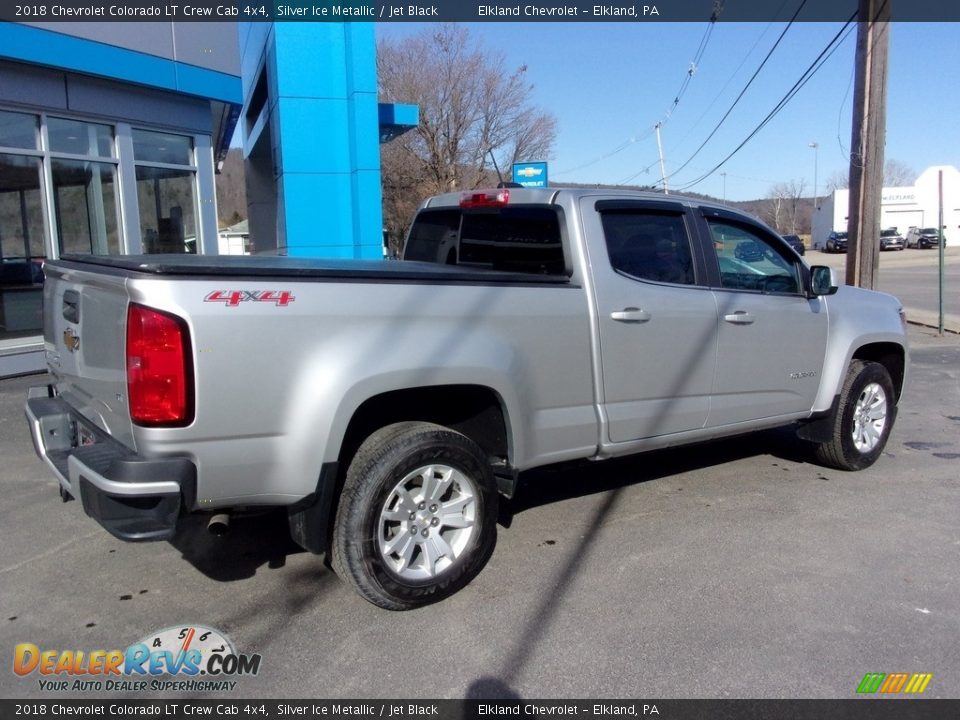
[701,214,828,427]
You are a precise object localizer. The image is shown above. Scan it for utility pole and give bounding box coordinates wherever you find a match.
[655,122,669,194]
[846,0,891,290]
[721,172,727,203]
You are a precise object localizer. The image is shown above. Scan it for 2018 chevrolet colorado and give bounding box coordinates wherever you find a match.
[25,188,908,609]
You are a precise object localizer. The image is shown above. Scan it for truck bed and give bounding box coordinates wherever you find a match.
[56,254,572,285]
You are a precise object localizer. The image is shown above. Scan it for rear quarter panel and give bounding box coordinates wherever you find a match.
[127,277,597,507]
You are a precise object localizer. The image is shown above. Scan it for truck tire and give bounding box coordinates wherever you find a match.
[331,421,498,610]
[814,360,896,471]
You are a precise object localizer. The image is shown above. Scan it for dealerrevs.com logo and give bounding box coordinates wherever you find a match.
[13,625,261,693]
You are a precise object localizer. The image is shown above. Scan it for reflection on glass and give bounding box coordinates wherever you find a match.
[1,153,45,343]
[136,166,197,253]
[48,117,115,157]
[0,110,39,150]
[132,129,193,165]
[52,160,121,256]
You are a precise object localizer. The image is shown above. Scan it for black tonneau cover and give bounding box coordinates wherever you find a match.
[54,254,571,285]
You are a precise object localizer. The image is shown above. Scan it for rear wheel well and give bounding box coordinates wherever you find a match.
[851,342,906,401]
[338,385,510,473]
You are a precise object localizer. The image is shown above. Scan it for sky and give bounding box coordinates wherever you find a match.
[376,21,960,202]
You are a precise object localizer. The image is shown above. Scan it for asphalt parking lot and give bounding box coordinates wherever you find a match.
[1,325,958,700]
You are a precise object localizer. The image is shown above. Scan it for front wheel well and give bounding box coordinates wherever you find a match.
[851,342,906,401]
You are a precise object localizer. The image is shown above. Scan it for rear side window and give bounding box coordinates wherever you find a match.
[599,211,696,286]
[404,207,566,275]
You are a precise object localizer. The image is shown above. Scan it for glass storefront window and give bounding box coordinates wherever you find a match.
[52,160,121,255]
[0,153,45,344]
[48,117,115,158]
[136,166,198,254]
[132,129,193,165]
[0,110,39,150]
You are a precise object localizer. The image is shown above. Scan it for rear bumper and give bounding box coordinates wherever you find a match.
[24,386,195,542]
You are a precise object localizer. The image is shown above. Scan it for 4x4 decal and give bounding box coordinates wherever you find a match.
[204,290,295,307]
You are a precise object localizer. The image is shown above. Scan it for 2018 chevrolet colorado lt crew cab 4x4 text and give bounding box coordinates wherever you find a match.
[25,188,908,609]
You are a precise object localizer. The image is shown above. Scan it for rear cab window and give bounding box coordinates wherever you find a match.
[404,206,567,275]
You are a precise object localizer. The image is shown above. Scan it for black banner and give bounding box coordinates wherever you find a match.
[2,0,960,23]
[1,700,960,720]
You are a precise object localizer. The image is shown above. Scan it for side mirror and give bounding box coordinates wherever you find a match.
[809,265,839,297]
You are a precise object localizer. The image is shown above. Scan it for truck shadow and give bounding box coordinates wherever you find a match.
[169,426,810,583]
[502,424,812,522]
[169,509,306,582]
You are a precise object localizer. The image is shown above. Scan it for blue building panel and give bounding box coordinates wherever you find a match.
[0,24,241,104]
[276,97,353,174]
[240,20,417,259]
[281,175,358,259]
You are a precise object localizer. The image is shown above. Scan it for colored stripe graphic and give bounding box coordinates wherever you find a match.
[857,673,885,693]
[904,673,933,694]
[857,672,932,694]
[879,673,909,693]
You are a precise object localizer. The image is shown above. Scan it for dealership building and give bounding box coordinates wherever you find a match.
[0,21,416,377]
[812,165,960,249]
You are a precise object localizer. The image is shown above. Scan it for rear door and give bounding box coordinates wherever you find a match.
[697,209,828,427]
[582,199,718,442]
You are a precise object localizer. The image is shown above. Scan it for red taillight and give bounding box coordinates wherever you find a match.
[460,189,510,208]
[126,303,193,426]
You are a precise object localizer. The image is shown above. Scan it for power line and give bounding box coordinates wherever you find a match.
[660,0,809,185]
[670,15,857,193]
[553,3,722,178]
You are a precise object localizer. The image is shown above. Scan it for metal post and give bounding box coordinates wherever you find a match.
[939,169,945,336]
[809,141,819,209]
[655,122,668,194]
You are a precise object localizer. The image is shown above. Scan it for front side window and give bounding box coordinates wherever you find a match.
[708,220,800,294]
[600,211,695,286]
[134,130,197,254]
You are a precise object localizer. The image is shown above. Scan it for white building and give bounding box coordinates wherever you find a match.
[812,165,960,248]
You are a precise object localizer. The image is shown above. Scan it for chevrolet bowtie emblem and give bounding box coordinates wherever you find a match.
[63,328,80,353]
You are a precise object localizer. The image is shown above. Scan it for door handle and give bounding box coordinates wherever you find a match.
[724,311,755,325]
[611,308,651,323]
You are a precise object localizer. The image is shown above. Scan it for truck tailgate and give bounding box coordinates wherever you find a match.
[42,262,136,451]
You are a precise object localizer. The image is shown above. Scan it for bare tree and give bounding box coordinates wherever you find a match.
[823,159,914,196]
[824,169,849,193]
[883,159,915,187]
[765,179,807,234]
[378,24,557,251]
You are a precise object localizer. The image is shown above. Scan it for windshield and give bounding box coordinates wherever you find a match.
[881,230,899,237]
[921,228,938,234]
[834,232,848,239]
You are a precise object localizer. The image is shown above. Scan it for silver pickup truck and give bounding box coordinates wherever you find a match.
[25,188,908,609]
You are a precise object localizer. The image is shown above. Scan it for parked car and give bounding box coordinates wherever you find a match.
[906,227,944,249]
[879,228,905,251]
[825,231,848,253]
[734,239,764,262]
[782,234,805,255]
